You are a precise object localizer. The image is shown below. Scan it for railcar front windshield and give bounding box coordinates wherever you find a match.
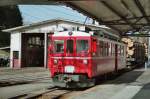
[66,39,74,53]
[54,40,64,53]
[76,40,89,53]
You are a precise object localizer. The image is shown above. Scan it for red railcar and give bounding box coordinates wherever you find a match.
[48,30,126,88]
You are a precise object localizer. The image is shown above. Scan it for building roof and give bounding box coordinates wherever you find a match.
[3,18,82,32]
[3,18,119,35]
[0,46,10,50]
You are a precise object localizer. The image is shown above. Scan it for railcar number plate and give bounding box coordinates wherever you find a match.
[65,66,75,73]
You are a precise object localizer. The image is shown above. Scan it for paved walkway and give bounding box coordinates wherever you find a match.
[66,67,150,99]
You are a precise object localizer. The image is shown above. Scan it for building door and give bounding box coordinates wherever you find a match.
[21,33,44,67]
[13,51,20,68]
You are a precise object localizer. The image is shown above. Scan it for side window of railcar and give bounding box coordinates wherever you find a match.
[54,40,64,53]
[104,42,107,56]
[104,42,106,56]
[99,41,103,56]
[119,45,122,56]
[112,43,115,56]
[76,40,89,53]
[121,46,124,56]
[117,45,120,56]
[120,45,122,56]
[101,41,105,56]
[102,41,105,56]
[104,42,109,57]
[110,43,113,56]
[106,42,109,56]
[98,41,100,56]
[109,43,112,56]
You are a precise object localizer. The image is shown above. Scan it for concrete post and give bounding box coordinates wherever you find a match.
[145,62,147,70]
[148,32,150,66]
[44,33,47,68]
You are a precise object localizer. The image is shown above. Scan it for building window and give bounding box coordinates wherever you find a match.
[13,51,19,59]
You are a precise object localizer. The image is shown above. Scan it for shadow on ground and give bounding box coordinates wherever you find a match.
[132,82,150,99]
[95,69,144,85]
[108,70,144,84]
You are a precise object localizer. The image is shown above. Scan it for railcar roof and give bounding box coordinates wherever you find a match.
[53,31,91,37]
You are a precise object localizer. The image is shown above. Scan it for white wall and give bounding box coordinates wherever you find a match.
[24,25,57,33]
[10,32,21,68]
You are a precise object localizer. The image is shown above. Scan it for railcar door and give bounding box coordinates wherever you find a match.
[64,38,76,73]
[64,37,90,74]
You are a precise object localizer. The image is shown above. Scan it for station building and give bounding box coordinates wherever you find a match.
[3,18,114,69]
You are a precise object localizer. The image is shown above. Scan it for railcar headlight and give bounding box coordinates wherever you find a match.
[54,59,58,64]
[83,59,88,64]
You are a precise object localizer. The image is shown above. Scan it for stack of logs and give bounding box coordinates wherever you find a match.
[122,37,148,57]
[144,43,148,56]
[122,38,134,57]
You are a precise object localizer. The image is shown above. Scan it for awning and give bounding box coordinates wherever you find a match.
[65,0,150,35]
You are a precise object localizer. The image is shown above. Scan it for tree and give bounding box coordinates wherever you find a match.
[0,5,23,47]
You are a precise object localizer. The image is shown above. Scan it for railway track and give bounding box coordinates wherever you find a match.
[9,87,72,99]
[0,70,51,87]
[0,76,51,87]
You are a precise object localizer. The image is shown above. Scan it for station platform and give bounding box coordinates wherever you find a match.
[66,67,150,99]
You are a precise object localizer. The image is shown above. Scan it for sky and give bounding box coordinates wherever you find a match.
[19,5,93,25]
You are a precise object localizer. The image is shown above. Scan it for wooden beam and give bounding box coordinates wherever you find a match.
[65,2,122,34]
[134,0,150,23]
[101,1,136,29]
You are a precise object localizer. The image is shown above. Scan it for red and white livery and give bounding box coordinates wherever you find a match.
[48,30,126,88]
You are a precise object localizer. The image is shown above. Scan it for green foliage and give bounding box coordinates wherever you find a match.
[0,32,10,47]
[0,5,23,47]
